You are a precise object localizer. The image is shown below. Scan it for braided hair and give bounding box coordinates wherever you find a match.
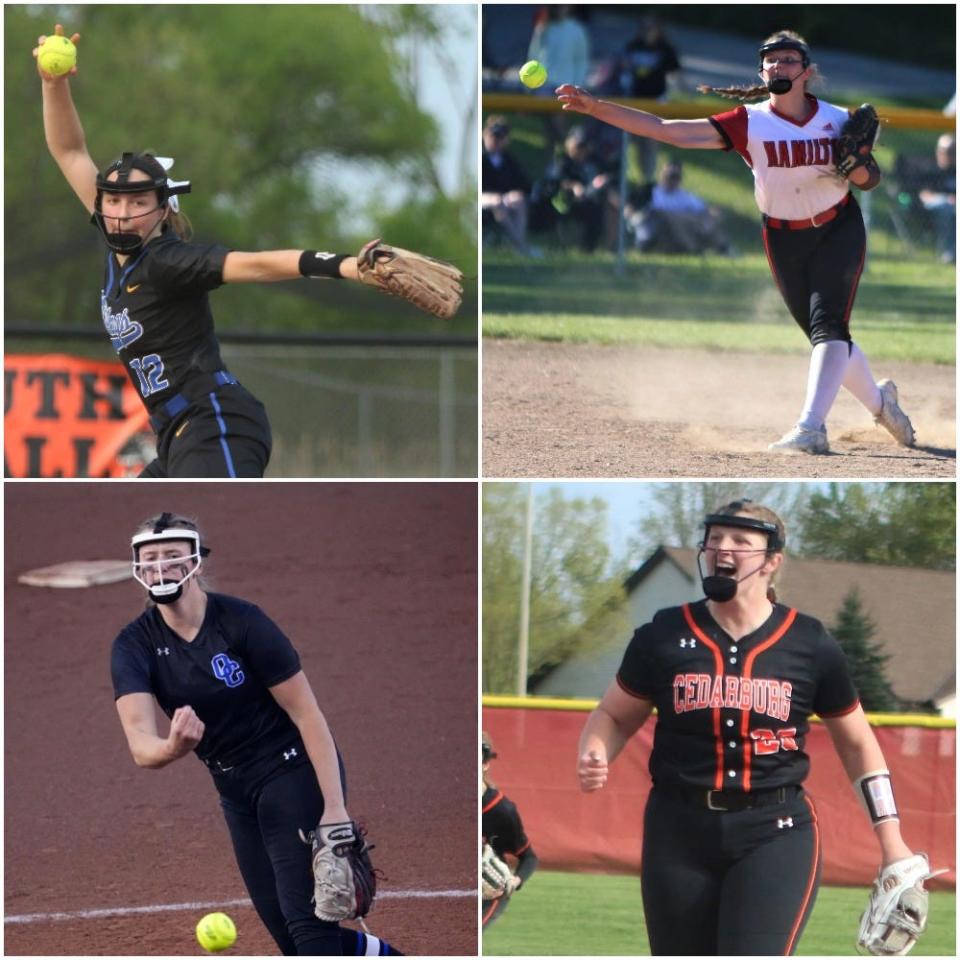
[697,29,820,103]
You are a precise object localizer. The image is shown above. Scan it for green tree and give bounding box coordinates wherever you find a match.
[482,484,630,694]
[830,588,898,712]
[795,484,955,570]
[6,5,475,335]
[626,482,811,557]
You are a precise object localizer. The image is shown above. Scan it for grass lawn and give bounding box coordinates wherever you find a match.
[483,252,955,365]
[482,870,956,956]
[485,114,955,366]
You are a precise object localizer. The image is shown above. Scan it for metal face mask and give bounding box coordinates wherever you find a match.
[758,38,810,96]
[131,525,206,605]
[92,153,191,255]
[697,511,783,602]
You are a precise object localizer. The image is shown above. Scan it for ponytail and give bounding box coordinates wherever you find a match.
[165,208,193,241]
[697,82,770,103]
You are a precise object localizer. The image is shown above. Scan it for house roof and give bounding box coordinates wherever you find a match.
[627,547,955,705]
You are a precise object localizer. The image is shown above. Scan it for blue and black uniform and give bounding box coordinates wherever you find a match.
[110,593,400,956]
[100,232,271,478]
[617,599,859,956]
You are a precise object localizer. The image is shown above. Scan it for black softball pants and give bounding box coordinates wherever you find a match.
[761,196,867,346]
[140,383,271,478]
[641,786,821,956]
[215,754,345,956]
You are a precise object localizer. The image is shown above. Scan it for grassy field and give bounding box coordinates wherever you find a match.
[485,113,955,366]
[482,870,957,956]
[483,252,955,365]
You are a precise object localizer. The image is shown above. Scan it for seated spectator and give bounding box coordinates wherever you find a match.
[481,115,539,256]
[630,161,733,255]
[534,125,616,253]
[918,133,955,263]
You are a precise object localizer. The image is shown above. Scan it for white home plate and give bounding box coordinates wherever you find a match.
[18,560,131,588]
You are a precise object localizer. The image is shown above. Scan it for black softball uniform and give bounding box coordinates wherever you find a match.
[110,593,401,957]
[709,95,868,346]
[100,232,271,477]
[481,786,538,928]
[617,600,859,956]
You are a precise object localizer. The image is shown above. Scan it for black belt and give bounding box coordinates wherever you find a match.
[662,784,800,812]
[148,370,238,433]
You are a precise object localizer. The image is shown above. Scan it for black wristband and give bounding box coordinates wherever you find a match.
[299,251,348,279]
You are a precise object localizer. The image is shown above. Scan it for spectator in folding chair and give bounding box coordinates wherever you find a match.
[917,133,956,264]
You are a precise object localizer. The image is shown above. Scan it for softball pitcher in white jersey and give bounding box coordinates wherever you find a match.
[556,29,915,455]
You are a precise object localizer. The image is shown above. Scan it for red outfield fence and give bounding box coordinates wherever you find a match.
[483,699,955,888]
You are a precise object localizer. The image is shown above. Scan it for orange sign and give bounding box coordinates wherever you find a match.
[5,354,152,477]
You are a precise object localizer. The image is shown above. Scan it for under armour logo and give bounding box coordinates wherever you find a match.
[679,638,697,648]
[777,817,794,829]
[283,748,298,761]
[156,647,170,656]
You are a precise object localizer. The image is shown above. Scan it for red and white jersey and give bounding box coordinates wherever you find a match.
[709,94,851,220]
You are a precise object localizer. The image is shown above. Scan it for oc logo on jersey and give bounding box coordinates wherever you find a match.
[211,653,245,688]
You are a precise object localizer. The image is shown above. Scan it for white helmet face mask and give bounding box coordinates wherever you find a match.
[131,528,203,604]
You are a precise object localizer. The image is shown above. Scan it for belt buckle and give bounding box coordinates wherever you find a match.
[706,790,726,811]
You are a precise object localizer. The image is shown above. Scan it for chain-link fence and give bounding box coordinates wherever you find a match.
[483,96,955,266]
[4,336,477,478]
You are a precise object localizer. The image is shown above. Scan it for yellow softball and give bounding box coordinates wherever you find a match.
[519,60,548,89]
[196,912,237,953]
[38,35,77,77]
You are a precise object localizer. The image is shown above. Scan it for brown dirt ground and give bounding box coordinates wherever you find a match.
[483,340,956,478]
[4,483,477,956]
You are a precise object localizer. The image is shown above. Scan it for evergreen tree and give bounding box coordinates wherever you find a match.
[830,588,898,712]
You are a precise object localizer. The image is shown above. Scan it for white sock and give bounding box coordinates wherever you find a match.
[841,342,883,416]
[798,341,851,431]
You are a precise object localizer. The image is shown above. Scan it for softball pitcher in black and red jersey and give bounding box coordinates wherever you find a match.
[577,500,919,956]
[556,30,916,456]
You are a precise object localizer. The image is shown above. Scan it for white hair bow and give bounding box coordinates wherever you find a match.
[154,157,187,212]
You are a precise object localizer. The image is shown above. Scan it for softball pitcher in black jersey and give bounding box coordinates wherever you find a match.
[111,513,402,956]
[35,23,452,478]
[557,30,916,456]
[577,500,920,956]
[481,732,538,928]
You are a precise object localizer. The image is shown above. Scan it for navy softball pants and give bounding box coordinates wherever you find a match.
[215,755,344,956]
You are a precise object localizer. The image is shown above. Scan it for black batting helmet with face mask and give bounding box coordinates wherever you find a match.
[697,500,784,602]
[758,36,811,95]
[92,152,192,255]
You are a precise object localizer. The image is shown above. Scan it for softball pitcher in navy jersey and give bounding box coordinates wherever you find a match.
[35,24,459,478]
[111,513,402,956]
[481,732,539,928]
[557,30,916,455]
[577,500,920,956]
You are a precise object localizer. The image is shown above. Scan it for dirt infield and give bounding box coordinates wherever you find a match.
[483,340,956,478]
[4,483,477,956]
